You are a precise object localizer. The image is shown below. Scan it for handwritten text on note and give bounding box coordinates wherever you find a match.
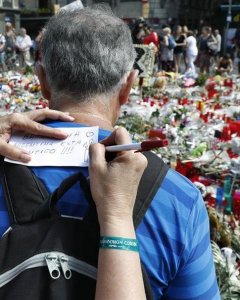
[5,127,99,167]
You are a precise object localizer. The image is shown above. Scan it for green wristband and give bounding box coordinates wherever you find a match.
[100,236,139,252]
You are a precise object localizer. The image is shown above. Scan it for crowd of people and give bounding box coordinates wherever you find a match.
[0,19,238,79]
[0,23,41,71]
[131,18,236,78]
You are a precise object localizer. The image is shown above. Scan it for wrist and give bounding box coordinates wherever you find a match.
[97,208,134,228]
[98,213,133,227]
[99,218,135,237]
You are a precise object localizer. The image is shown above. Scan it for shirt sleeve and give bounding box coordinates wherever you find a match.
[164,36,169,46]
[26,36,32,47]
[163,191,221,300]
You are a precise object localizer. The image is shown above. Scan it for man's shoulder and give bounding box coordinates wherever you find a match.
[140,165,205,243]
[141,163,204,238]
[137,166,206,294]
[158,167,201,210]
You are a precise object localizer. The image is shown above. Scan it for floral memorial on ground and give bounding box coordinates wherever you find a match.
[119,72,240,299]
[0,69,240,299]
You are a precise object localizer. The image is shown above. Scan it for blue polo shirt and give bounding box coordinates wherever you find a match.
[0,121,220,299]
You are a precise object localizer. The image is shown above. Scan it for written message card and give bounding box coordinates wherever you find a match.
[5,127,99,167]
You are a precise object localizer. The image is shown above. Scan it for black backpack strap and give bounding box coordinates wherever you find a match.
[0,156,98,225]
[0,152,167,299]
[134,151,169,300]
[50,172,98,223]
[0,159,49,224]
[50,172,94,207]
[142,265,155,300]
[133,151,169,228]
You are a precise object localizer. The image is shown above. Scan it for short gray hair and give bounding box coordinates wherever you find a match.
[41,7,136,102]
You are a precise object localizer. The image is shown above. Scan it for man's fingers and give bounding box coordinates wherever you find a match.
[19,122,69,139]
[128,69,139,83]
[25,109,75,122]
[101,127,131,146]
[0,109,75,163]
[0,141,31,163]
[89,143,107,173]
[11,116,69,139]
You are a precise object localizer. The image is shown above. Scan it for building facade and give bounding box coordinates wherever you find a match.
[0,0,20,33]
[89,0,222,28]
[177,0,221,28]
[0,0,231,36]
[145,0,221,28]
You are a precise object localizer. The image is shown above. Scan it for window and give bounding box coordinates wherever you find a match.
[3,0,12,8]
[1,0,19,8]
[13,0,19,8]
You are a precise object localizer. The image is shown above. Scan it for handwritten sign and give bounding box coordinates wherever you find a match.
[134,44,155,78]
[5,127,99,167]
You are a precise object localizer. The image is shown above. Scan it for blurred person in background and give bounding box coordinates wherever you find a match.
[16,27,32,69]
[5,23,15,57]
[207,27,218,58]
[4,22,16,70]
[216,53,233,75]
[185,30,198,77]
[193,29,199,38]
[193,29,200,46]
[160,27,175,72]
[198,26,216,74]
[143,25,159,47]
[0,31,6,71]
[214,29,222,60]
[131,18,146,44]
[182,25,188,68]
[173,25,186,73]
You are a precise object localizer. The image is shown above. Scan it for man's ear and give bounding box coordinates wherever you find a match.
[35,63,51,100]
[119,70,139,105]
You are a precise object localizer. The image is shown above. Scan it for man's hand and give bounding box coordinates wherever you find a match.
[0,109,74,162]
[89,127,147,227]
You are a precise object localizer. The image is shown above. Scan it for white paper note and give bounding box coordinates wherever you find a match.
[5,127,99,167]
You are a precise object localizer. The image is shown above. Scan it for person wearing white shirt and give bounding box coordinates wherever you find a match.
[185,30,198,77]
[16,28,32,68]
[214,29,222,57]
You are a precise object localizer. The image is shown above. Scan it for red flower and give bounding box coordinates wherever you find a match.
[208,89,217,99]
[224,79,233,87]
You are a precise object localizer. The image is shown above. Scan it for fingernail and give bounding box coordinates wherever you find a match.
[67,116,75,121]
[58,131,68,137]
[20,153,31,163]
